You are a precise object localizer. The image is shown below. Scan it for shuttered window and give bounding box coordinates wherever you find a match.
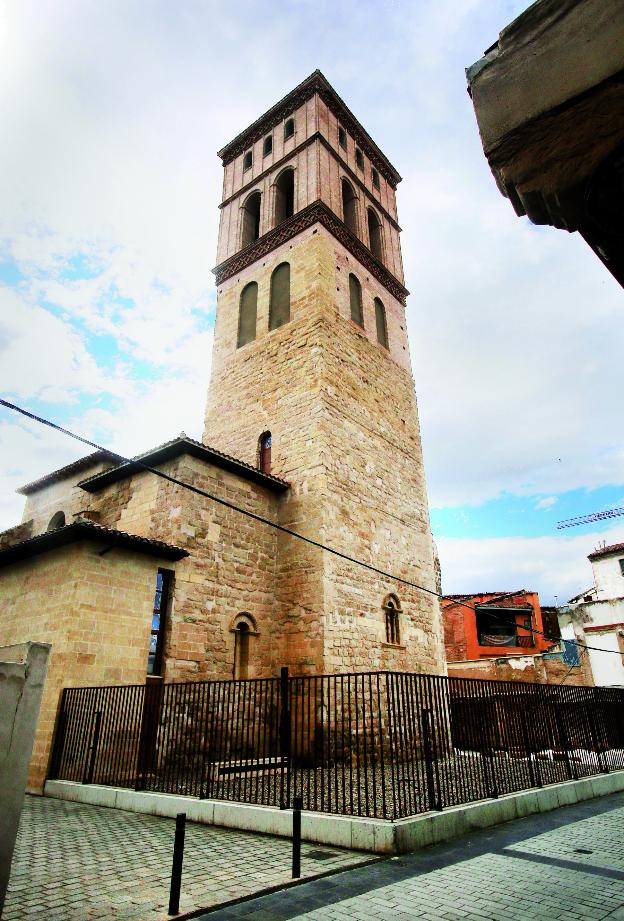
[237,281,258,347]
[269,262,290,330]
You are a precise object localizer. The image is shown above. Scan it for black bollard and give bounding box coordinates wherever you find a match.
[168,813,186,915]
[292,796,303,879]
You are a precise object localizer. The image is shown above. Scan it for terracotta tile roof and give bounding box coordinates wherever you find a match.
[588,542,624,560]
[17,451,117,495]
[77,436,290,493]
[0,519,189,569]
[443,590,528,601]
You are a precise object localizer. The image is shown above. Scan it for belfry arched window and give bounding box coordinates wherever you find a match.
[241,191,261,247]
[349,273,363,327]
[259,431,272,474]
[383,595,401,646]
[269,262,290,330]
[237,281,258,348]
[374,297,388,349]
[367,208,383,262]
[341,179,358,235]
[274,168,295,226]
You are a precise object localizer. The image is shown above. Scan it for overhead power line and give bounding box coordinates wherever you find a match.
[1,397,622,660]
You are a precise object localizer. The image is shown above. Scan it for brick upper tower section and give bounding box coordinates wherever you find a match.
[214,70,407,302]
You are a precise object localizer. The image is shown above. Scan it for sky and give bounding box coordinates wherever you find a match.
[0,0,623,605]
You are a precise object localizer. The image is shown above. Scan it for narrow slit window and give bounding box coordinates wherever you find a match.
[259,431,272,474]
[349,273,363,327]
[148,569,173,676]
[269,262,290,330]
[237,281,258,347]
[374,297,388,348]
[384,597,401,646]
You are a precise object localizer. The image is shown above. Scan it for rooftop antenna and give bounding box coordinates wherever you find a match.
[557,506,624,529]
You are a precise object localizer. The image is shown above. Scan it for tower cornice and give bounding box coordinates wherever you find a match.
[212,200,409,304]
[217,70,402,188]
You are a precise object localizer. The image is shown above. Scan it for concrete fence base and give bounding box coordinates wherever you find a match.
[45,770,624,855]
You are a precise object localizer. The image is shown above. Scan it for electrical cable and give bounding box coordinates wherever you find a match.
[2,396,622,660]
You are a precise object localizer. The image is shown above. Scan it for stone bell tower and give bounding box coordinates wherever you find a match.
[204,71,446,677]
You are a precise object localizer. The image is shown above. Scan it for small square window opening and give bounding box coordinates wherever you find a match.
[619,558,624,576]
[284,118,295,140]
[372,168,380,189]
[355,148,364,170]
[243,150,253,171]
[263,135,273,157]
[338,126,347,150]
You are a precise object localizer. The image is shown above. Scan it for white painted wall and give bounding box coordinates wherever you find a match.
[591,553,624,600]
[587,631,624,687]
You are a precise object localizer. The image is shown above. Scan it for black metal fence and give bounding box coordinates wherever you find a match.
[48,671,624,820]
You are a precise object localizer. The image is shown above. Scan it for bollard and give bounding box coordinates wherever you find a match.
[168,813,186,915]
[292,796,303,879]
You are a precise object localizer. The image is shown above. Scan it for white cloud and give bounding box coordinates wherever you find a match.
[437,522,624,605]
[535,496,558,511]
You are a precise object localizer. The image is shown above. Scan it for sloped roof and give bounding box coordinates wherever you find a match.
[588,542,624,560]
[17,451,116,495]
[77,436,289,493]
[0,519,189,569]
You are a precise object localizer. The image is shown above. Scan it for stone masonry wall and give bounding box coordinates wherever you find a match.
[0,543,167,790]
[204,226,446,676]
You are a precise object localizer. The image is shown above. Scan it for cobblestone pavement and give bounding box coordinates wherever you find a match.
[201,792,624,921]
[4,796,371,921]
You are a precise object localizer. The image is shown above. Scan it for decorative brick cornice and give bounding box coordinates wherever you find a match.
[217,70,401,188]
[212,200,409,304]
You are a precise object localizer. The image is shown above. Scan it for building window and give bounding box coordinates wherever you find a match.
[367,208,383,262]
[232,613,257,679]
[241,191,262,247]
[237,281,258,348]
[243,149,253,171]
[263,134,273,157]
[476,606,521,647]
[374,297,388,348]
[372,168,380,189]
[269,262,290,330]
[47,510,66,531]
[384,595,401,645]
[355,148,364,170]
[619,559,624,576]
[341,179,358,235]
[284,118,295,140]
[274,168,295,226]
[349,273,363,327]
[148,569,173,676]
[338,126,347,149]
[259,431,272,474]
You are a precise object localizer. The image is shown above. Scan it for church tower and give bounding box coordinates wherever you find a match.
[204,71,446,676]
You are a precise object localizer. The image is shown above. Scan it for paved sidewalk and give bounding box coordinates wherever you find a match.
[200,792,624,921]
[4,796,370,921]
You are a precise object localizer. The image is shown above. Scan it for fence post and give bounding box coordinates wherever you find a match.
[421,708,440,811]
[47,700,67,781]
[292,795,303,878]
[82,711,102,785]
[279,667,291,809]
[520,709,541,788]
[168,813,186,916]
[554,703,576,780]
[588,703,609,774]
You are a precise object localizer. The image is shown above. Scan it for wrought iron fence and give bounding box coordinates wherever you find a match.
[48,671,624,820]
